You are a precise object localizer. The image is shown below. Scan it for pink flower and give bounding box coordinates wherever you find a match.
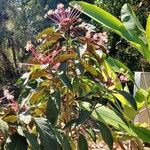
[26,41,64,68]
[3,90,18,112]
[45,3,81,29]
[119,75,129,83]
[86,31,108,46]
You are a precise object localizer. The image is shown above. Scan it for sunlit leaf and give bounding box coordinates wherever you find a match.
[3,115,18,123]
[146,15,150,50]
[86,128,96,143]
[116,90,137,110]
[0,119,9,139]
[121,3,146,43]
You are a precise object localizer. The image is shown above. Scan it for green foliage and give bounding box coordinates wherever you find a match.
[0,2,150,149]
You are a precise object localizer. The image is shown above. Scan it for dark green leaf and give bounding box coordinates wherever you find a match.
[64,109,91,128]
[117,90,137,110]
[58,72,73,91]
[34,117,60,150]
[5,133,28,150]
[86,128,96,143]
[46,91,61,125]
[96,121,113,150]
[55,130,72,150]
[77,134,88,150]
[23,131,40,150]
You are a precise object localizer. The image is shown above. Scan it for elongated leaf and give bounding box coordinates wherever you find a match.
[81,62,99,76]
[23,131,40,150]
[30,89,46,105]
[86,128,96,143]
[36,28,54,40]
[106,57,134,81]
[0,119,8,139]
[146,15,150,50]
[90,104,150,142]
[46,91,61,125]
[58,72,73,91]
[55,130,72,150]
[34,118,60,150]
[130,124,150,142]
[6,133,28,150]
[116,90,137,110]
[77,134,88,150]
[121,3,146,43]
[54,52,77,63]
[96,121,113,150]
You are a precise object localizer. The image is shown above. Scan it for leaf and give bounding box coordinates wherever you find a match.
[0,119,9,138]
[34,117,60,150]
[23,130,40,150]
[77,134,88,150]
[121,3,146,43]
[30,69,52,80]
[29,89,45,105]
[54,52,77,63]
[146,15,150,50]
[46,91,61,125]
[36,28,54,40]
[116,90,137,110]
[134,88,147,109]
[58,72,73,91]
[81,62,98,76]
[65,109,91,128]
[96,121,113,150]
[91,104,150,142]
[130,124,150,142]
[5,133,28,150]
[55,130,72,150]
[106,57,134,81]
[3,115,18,123]
[86,128,96,143]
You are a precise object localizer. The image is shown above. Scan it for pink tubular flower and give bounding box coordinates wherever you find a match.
[26,41,64,69]
[45,3,81,29]
[86,31,108,46]
[119,74,129,83]
[3,90,18,112]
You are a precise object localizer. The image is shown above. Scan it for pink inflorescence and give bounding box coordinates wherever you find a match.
[86,31,108,46]
[3,90,18,112]
[26,41,63,68]
[45,3,81,28]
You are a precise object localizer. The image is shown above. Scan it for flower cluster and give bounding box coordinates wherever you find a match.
[1,90,18,112]
[45,3,81,29]
[26,41,64,69]
[86,31,108,47]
